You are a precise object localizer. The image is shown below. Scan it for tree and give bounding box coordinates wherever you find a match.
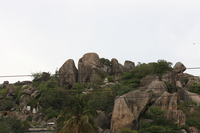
[152,60,172,80]
[56,96,97,133]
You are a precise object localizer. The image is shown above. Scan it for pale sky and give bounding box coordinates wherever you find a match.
[0,0,200,83]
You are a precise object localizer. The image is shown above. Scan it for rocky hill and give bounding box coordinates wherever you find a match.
[0,52,200,133]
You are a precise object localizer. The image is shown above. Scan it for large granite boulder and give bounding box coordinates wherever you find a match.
[110,58,123,81]
[78,53,101,84]
[123,60,135,72]
[22,86,36,95]
[95,110,110,130]
[20,94,30,108]
[6,84,15,96]
[188,126,198,133]
[140,75,159,87]
[145,81,168,97]
[59,59,78,87]
[110,90,151,133]
[153,91,173,110]
[173,62,186,73]
[154,92,186,126]
[162,71,178,90]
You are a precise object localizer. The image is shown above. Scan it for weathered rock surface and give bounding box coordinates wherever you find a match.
[110,90,151,133]
[41,72,50,81]
[6,84,15,96]
[14,81,32,86]
[140,75,159,87]
[178,129,187,133]
[20,94,30,108]
[123,60,135,71]
[22,86,36,95]
[173,62,186,73]
[95,110,110,130]
[162,71,178,90]
[188,126,198,133]
[59,59,78,87]
[153,91,173,110]
[32,113,45,123]
[146,81,168,97]
[31,90,41,98]
[110,58,123,81]
[78,53,101,83]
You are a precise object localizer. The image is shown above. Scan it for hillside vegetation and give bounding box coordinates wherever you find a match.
[0,53,200,133]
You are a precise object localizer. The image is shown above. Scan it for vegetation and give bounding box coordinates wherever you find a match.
[0,116,30,133]
[139,107,179,133]
[188,82,200,94]
[56,96,97,133]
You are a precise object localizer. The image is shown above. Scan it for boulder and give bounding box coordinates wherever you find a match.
[177,73,194,87]
[95,110,110,130]
[153,91,173,110]
[32,113,45,123]
[188,126,198,133]
[170,111,186,127]
[6,84,15,96]
[41,72,50,81]
[59,59,78,87]
[0,81,9,89]
[110,58,123,81]
[31,91,41,98]
[162,71,178,91]
[173,62,186,73]
[78,53,101,84]
[22,86,36,95]
[14,81,32,86]
[140,75,159,87]
[20,94,30,108]
[145,81,168,97]
[178,129,187,133]
[110,90,151,133]
[123,60,135,71]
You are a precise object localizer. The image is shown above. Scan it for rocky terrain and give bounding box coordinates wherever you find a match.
[0,52,200,133]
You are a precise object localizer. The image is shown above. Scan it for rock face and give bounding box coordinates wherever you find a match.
[59,59,78,87]
[123,60,135,71]
[188,126,198,133]
[110,90,151,133]
[140,75,159,87]
[95,110,110,130]
[110,58,123,81]
[78,53,101,83]
[146,81,168,97]
[173,62,186,73]
[6,84,15,96]
[153,92,186,126]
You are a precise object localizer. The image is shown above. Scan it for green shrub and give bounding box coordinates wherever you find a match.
[186,117,200,128]
[188,82,200,94]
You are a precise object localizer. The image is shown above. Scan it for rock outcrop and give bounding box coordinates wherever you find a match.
[110,90,151,133]
[78,53,101,84]
[123,60,135,72]
[153,92,186,126]
[95,110,110,130]
[173,62,186,73]
[140,75,159,87]
[59,59,78,87]
[145,81,168,97]
[188,126,198,133]
[110,58,123,81]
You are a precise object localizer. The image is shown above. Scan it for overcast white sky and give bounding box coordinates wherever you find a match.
[0,0,200,83]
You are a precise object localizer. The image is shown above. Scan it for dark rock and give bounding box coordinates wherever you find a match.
[173,62,186,73]
[95,110,110,130]
[78,53,101,84]
[59,59,78,87]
